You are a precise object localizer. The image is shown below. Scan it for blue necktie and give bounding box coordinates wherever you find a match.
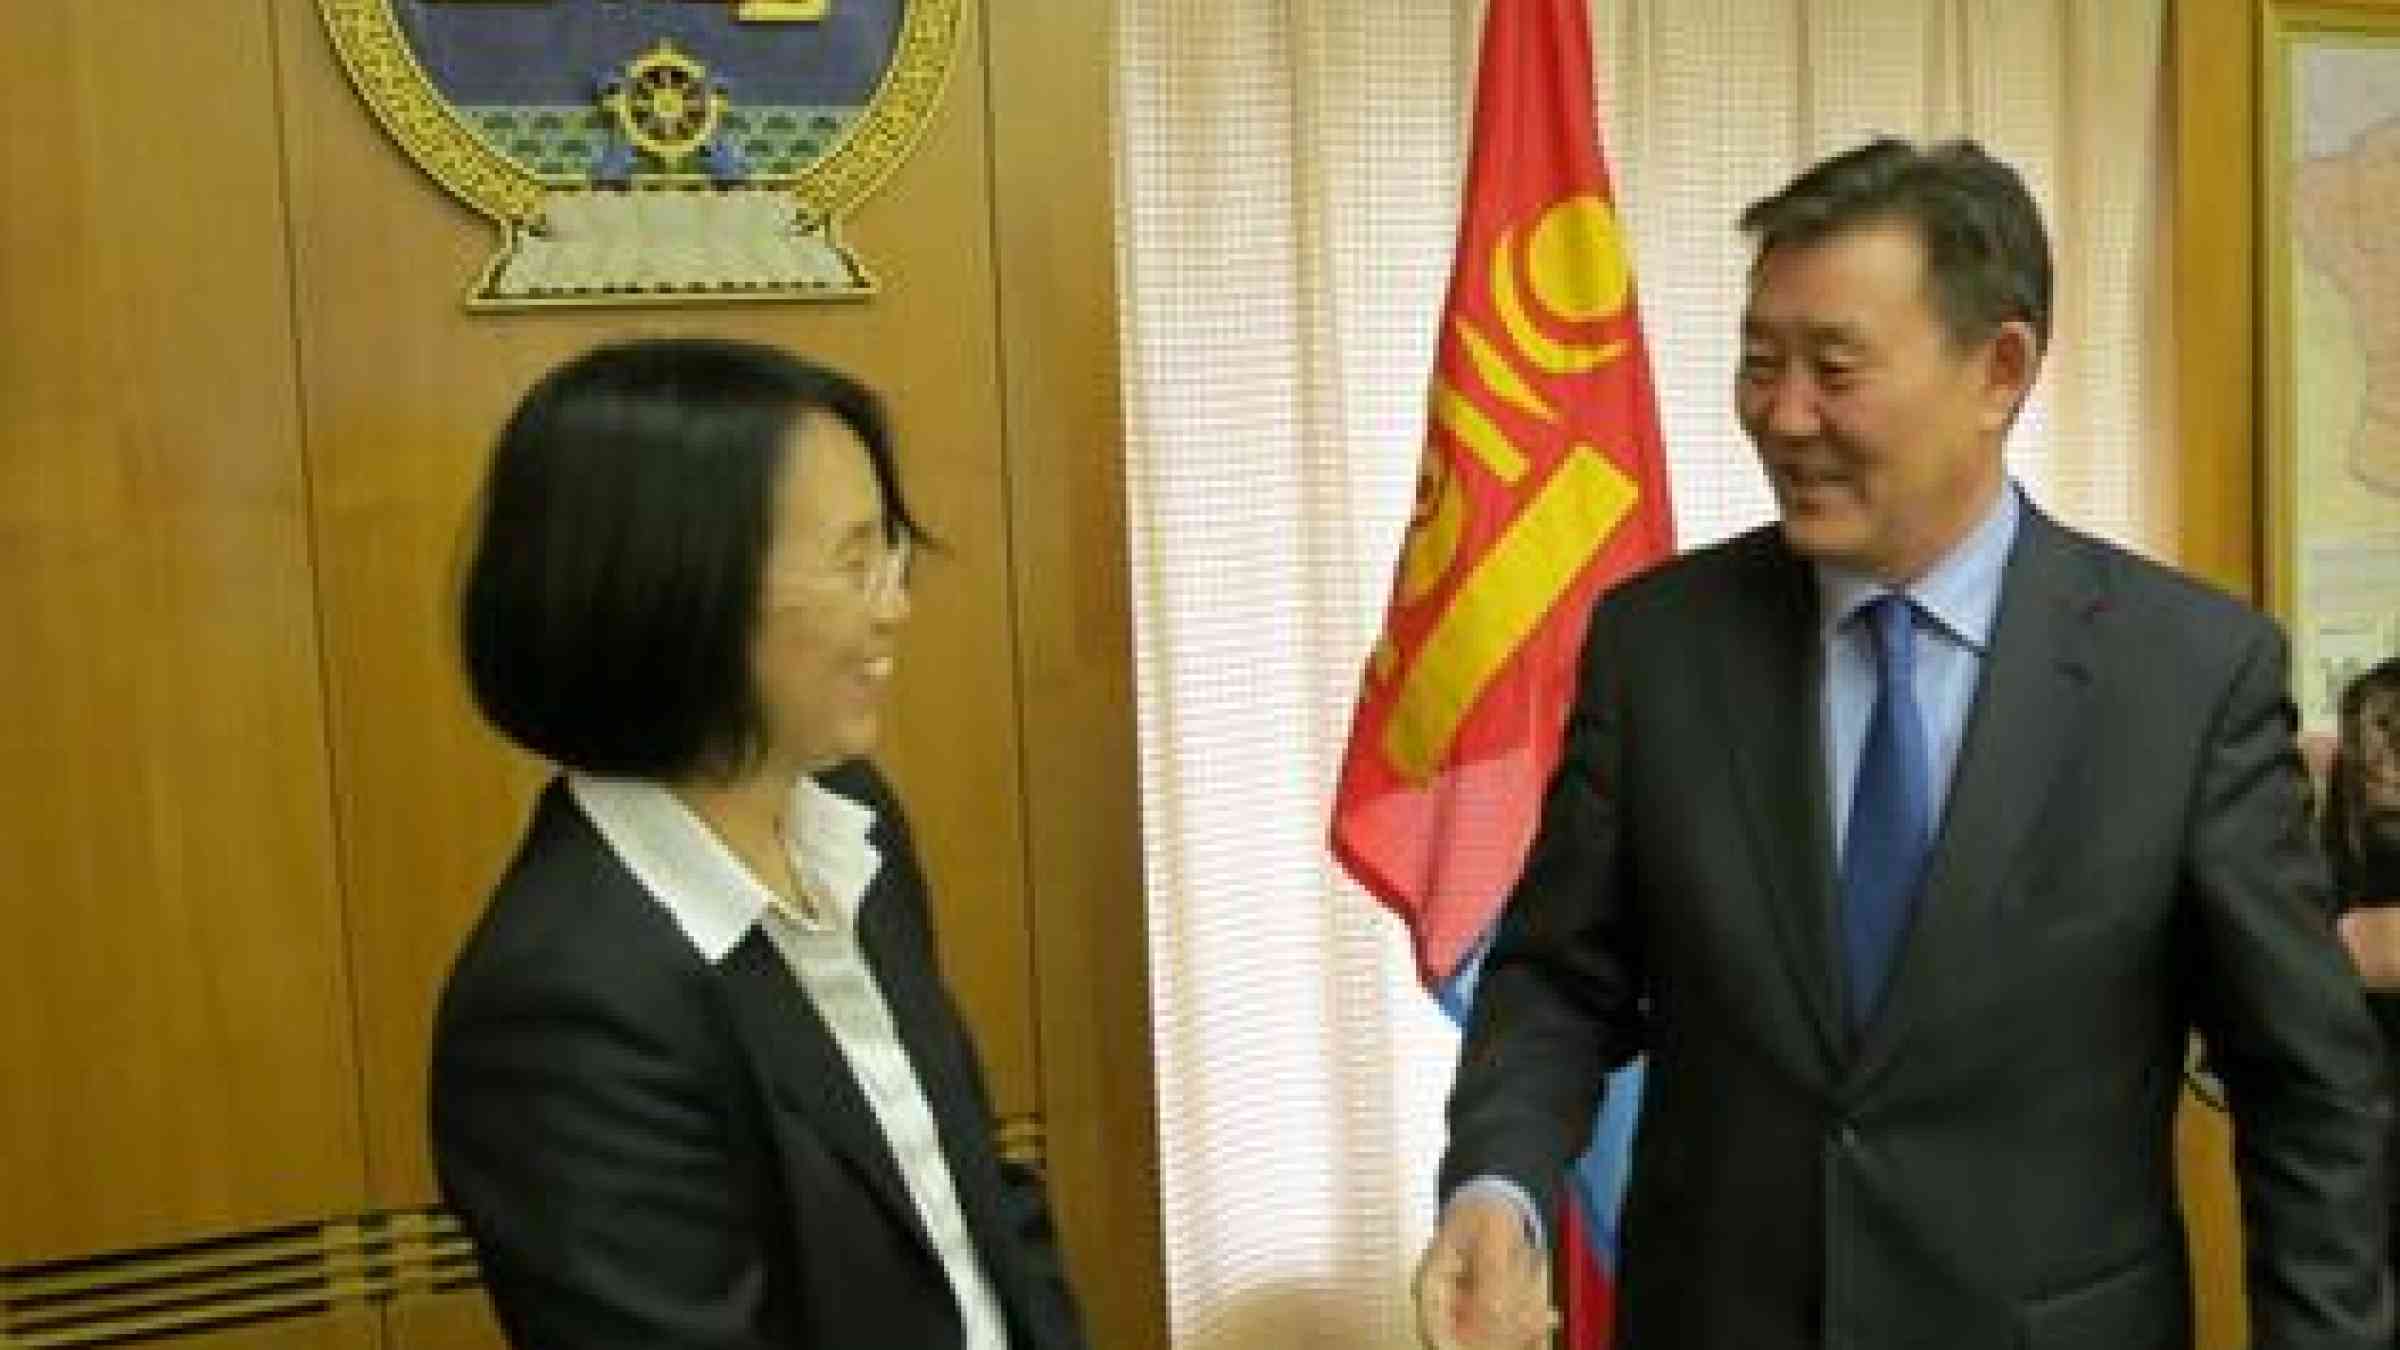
[1842,594,1931,1031]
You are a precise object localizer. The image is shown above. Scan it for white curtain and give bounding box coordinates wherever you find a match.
[1115,4,2167,1346]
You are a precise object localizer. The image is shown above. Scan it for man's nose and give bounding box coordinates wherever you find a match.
[1752,370,1821,441]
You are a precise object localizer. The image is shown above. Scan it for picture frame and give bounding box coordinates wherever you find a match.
[2259,2,2400,732]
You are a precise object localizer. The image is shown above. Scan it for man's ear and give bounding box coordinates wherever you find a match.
[1979,319,2040,432]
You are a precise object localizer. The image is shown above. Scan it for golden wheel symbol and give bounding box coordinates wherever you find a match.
[604,40,725,169]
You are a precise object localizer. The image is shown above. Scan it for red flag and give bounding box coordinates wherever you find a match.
[1331,9,1673,1341]
[1330,0,1672,988]
[1557,1198,1620,1346]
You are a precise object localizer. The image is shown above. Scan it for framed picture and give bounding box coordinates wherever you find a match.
[2260,2,2400,732]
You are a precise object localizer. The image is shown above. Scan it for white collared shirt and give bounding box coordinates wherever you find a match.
[568,772,1012,1350]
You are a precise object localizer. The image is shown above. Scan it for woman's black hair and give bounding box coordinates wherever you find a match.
[459,337,923,780]
[2325,656,2400,899]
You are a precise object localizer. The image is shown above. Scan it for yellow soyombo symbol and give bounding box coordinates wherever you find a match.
[1528,194,1631,321]
[1369,194,1643,749]
[1397,452,1467,606]
[1492,194,1631,376]
[1374,449,1469,683]
[1382,446,1639,782]
[1432,378,1528,485]
[1454,320,1557,428]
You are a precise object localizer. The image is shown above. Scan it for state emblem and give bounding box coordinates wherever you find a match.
[320,0,960,308]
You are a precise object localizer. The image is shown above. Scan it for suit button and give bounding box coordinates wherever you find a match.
[1835,1122,1861,1149]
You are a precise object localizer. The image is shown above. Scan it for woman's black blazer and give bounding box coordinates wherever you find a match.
[431,763,1086,1349]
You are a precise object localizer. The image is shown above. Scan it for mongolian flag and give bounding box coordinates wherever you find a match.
[1327,0,1673,1343]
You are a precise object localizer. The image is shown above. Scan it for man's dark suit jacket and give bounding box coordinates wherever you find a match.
[431,762,1085,1349]
[1441,505,2391,1349]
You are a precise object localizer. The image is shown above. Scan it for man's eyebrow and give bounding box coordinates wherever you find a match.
[1740,317,1869,347]
[1799,320,1870,348]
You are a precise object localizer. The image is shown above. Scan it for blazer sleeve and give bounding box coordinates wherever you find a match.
[431,944,779,1350]
[2183,622,2393,1346]
[1438,598,1650,1222]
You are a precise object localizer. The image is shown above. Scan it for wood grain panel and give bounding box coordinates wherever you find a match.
[142,1305,380,1350]
[985,2,1170,1346]
[2169,0,2263,599]
[2167,7,2258,1346]
[0,0,366,1263]
[382,1287,505,1350]
[267,0,1036,1207]
[2175,1090,2245,1350]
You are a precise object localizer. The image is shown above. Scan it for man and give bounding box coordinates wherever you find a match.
[1415,139,2390,1350]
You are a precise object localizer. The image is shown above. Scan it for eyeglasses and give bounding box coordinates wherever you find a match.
[767,533,914,609]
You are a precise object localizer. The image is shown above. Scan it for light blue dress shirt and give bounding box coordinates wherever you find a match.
[1816,483,2020,862]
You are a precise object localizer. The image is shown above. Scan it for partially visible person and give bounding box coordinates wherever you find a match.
[433,338,1085,1349]
[2327,655,2400,1339]
[2333,657,2400,937]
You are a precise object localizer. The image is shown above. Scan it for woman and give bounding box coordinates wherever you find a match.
[2333,659,2400,991]
[433,338,1085,1349]
[2328,658,2400,915]
[2327,655,2400,1338]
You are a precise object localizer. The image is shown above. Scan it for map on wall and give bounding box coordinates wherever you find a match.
[320,0,961,309]
[2282,29,2400,731]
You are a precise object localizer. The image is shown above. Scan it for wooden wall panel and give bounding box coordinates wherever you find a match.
[266,0,1038,1206]
[383,1288,505,1350]
[2167,5,2258,1347]
[0,0,367,1263]
[150,1307,380,1350]
[986,3,1170,1347]
[2171,0,2264,598]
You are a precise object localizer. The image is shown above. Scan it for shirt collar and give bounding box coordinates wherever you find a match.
[567,771,883,963]
[1815,481,2020,652]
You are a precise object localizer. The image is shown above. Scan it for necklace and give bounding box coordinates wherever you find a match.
[678,780,836,933]
[771,816,835,932]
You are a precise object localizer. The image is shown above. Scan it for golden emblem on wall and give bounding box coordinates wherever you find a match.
[319,0,961,309]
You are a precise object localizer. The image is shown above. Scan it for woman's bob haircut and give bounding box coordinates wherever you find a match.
[459,337,924,781]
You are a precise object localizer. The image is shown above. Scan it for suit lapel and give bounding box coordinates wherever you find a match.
[1717,536,1848,1070]
[714,926,939,1260]
[1849,509,2099,1087]
[852,875,1014,1274]
[851,866,985,1222]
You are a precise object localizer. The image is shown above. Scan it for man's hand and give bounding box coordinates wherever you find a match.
[2338,905,2400,989]
[1414,1191,1557,1349]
